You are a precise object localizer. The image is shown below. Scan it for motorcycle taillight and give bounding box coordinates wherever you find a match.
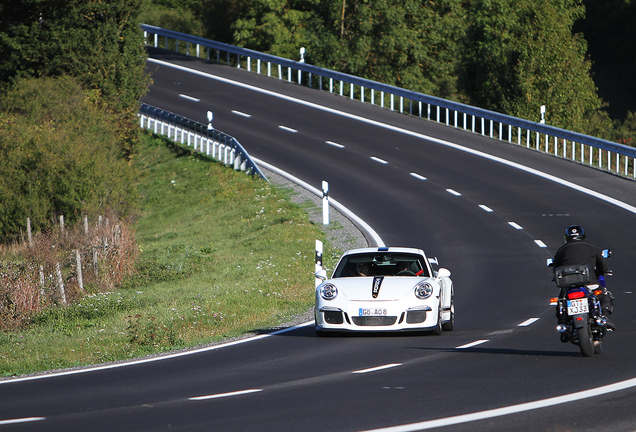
[566,290,586,300]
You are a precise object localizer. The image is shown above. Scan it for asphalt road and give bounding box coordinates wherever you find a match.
[2,48,636,432]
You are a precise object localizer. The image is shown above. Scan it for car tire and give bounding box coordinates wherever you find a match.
[431,308,442,335]
[442,294,455,331]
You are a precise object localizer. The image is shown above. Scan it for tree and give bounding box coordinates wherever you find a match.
[458,0,610,135]
[307,0,466,99]
[0,77,138,241]
[0,0,151,159]
[231,0,315,60]
[575,0,636,122]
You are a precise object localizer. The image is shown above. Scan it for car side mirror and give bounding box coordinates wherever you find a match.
[315,269,327,282]
[436,268,451,279]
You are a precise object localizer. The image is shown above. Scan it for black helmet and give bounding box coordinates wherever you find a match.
[565,225,586,241]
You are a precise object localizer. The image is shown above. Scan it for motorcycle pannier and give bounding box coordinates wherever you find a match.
[554,263,591,288]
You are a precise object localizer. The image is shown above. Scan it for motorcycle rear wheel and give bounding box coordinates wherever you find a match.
[578,325,594,357]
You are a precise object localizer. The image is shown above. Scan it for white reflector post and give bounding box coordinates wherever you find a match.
[315,240,323,288]
[322,180,329,225]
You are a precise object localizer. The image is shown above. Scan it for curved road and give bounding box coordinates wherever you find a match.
[1,48,635,432]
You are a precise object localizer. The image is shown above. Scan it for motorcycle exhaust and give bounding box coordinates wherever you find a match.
[556,324,567,332]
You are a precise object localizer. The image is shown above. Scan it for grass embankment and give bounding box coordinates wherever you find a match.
[0,133,337,377]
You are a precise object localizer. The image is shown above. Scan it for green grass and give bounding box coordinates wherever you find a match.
[0,133,340,377]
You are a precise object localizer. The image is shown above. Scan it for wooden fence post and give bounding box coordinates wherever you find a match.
[93,249,99,277]
[27,218,33,248]
[55,262,67,305]
[39,265,45,297]
[75,249,84,293]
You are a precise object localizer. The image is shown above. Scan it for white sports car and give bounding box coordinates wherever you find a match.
[314,247,454,335]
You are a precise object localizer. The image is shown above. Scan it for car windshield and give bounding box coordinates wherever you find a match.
[333,253,429,278]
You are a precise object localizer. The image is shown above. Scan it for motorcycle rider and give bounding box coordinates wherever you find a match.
[553,225,615,330]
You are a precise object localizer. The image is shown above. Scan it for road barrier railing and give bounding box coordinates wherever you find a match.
[141,24,636,180]
[139,103,267,181]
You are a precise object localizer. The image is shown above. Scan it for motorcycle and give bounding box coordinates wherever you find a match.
[547,249,612,357]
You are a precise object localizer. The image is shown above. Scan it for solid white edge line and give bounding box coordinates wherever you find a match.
[456,340,489,349]
[178,94,200,102]
[360,376,636,432]
[518,318,540,327]
[479,205,493,212]
[326,140,345,148]
[535,240,547,248]
[1,321,315,384]
[231,110,251,118]
[0,417,46,425]
[147,58,636,219]
[189,389,262,401]
[353,363,402,374]
[409,173,427,181]
[508,222,523,230]
[253,158,385,247]
[371,157,388,164]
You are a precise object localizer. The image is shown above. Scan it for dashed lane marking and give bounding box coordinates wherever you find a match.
[456,340,489,349]
[189,389,263,401]
[353,364,402,374]
[178,94,200,102]
[518,318,540,327]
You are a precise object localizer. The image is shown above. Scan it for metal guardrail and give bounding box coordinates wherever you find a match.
[139,103,267,181]
[141,24,636,179]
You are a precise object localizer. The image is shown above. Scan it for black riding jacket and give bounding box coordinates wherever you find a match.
[553,239,608,283]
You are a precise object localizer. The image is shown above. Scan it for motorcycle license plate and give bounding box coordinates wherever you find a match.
[567,299,589,315]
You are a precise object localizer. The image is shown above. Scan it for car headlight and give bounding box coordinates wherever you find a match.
[319,283,338,300]
[414,281,433,299]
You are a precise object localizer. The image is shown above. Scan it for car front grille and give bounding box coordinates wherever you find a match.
[351,316,397,326]
[406,310,427,324]
[323,310,344,324]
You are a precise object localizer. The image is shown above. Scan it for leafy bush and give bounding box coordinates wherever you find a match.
[0,76,139,241]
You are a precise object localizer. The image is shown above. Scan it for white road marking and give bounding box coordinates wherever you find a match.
[189,389,262,401]
[371,157,388,164]
[508,222,523,230]
[0,417,45,425]
[409,173,427,181]
[479,204,493,212]
[326,140,345,148]
[279,125,297,133]
[359,376,636,432]
[518,318,540,327]
[231,110,251,117]
[353,364,402,374]
[456,340,489,349]
[535,240,547,248]
[446,189,461,196]
[179,94,200,102]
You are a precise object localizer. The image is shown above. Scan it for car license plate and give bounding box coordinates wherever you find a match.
[567,299,589,315]
[359,308,388,316]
